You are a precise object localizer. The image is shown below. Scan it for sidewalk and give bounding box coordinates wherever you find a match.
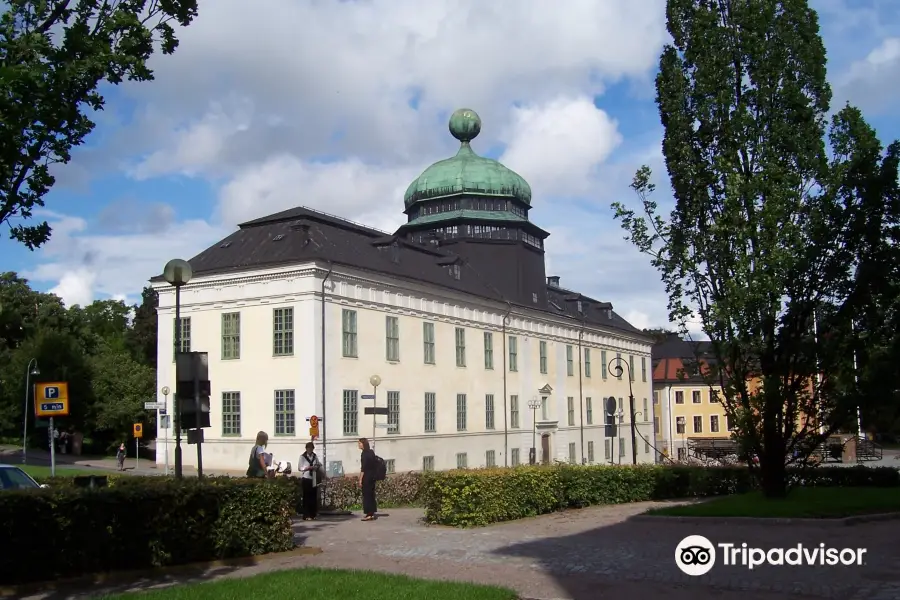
[14,502,900,600]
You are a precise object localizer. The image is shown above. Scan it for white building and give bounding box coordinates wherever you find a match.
[152,109,655,474]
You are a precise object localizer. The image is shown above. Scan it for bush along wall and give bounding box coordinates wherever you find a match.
[318,472,424,510]
[421,464,900,527]
[0,476,296,586]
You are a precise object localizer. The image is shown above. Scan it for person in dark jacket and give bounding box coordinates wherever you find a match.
[357,437,377,521]
[299,442,322,520]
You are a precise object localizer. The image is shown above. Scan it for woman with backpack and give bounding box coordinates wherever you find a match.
[357,437,379,521]
[299,442,322,520]
[246,431,269,478]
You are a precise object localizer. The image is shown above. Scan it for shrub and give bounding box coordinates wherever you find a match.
[314,472,425,510]
[422,464,900,527]
[0,476,295,585]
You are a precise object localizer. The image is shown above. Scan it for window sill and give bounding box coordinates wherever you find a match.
[343,433,359,437]
[273,354,295,358]
[222,357,240,361]
[342,354,359,359]
[222,434,241,438]
[387,431,399,435]
[274,433,296,437]
[386,359,400,364]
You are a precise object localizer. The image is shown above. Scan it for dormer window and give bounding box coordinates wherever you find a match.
[272,234,285,241]
[390,242,400,264]
[577,300,583,313]
[449,264,461,280]
[532,293,538,303]
[219,242,232,248]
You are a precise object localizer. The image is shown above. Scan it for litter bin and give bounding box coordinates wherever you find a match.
[73,475,108,489]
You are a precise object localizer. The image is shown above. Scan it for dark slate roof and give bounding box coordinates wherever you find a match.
[151,206,648,337]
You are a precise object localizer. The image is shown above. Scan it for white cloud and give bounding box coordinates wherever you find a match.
[835,37,900,113]
[500,97,623,198]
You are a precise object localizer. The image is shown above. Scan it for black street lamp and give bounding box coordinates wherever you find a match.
[528,396,541,464]
[163,258,193,479]
[22,358,40,464]
[608,356,638,465]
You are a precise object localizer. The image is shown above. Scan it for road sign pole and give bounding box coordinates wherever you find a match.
[136,437,139,471]
[193,363,203,478]
[164,417,169,476]
[49,416,56,477]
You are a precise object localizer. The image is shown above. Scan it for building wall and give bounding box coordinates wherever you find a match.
[154,263,655,473]
[654,383,733,459]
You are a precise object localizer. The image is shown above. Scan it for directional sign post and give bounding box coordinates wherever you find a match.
[144,401,166,474]
[133,423,143,470]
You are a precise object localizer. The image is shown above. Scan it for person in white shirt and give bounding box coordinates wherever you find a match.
[299,442,322,520]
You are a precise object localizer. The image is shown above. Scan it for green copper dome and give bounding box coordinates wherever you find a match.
[403,109,532,209]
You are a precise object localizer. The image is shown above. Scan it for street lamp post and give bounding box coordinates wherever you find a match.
[163,258,193,479]
[605,397,624,465]
[369,375,381,448]
[608,355,638,465]
[528,396,540,465]
[22,359,40,464]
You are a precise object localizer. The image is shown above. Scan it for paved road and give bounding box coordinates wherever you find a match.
[16,502,900,600]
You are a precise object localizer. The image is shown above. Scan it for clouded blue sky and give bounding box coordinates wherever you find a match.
[3,0,899,333]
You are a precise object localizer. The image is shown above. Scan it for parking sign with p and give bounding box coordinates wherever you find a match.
[35,382,69,418]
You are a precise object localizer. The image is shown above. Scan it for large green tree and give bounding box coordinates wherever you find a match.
[612,0,899,496]
[0,0,199,249]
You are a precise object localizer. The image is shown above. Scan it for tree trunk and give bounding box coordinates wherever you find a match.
[759,446,788,498]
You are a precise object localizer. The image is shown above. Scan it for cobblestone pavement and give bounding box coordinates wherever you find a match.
[15,502,900,600]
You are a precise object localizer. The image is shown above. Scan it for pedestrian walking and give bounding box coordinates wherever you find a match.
[116,443,126,471]
[358,438,379,521]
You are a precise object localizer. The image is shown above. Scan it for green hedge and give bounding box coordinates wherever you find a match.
[0,476,296,585]
[422,464,900,527]
[278,472,424,512]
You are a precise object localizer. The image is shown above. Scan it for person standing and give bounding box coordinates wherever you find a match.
[116,443,126,471]
[357,437,377,521]
[246,431,268,478]
[299,442,322,520]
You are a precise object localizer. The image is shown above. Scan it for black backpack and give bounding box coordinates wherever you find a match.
[374,455,387,481]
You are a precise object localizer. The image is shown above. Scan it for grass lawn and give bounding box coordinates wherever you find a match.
[648,486,900,518]
[21,465,113,478]
[97,568,518,600]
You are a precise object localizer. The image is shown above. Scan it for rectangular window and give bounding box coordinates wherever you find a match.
[342,390,358,436]
[484,332,494,369]
[456,394,467,431]
[273,308,294,356]
[641,356,647,382]
[616,353,622,379]
[726,414,734,430]
[423,456,435,472]
[566,345,574,376]
[604,439,611,459]
[693,416,703,433]
[653,391,660,405]
[711,389,720,403]
[222,391,241,436]
[511,448,520,466]
[692,390,702,404]
[485,394,495,430]
[645,439,650,454]
[586,397,593,425]
[601,350,608,379]
[221,312,240,360]
[541,396,549,421]
[510,395,519,428]
[643,398,649,421]
[341,309,358,357]
[173,316,191,360]
[629,355,635,381]
[385,316,400,362]
[677,447,686,461]
[584,349,591,377]
[568,442,576,464]
[456,452,468,469]
[423,322,435,364]
[676,416,686,434]
[387,391,400,434]
[539,341,548,374]
[274,389,295,436]
[567,396,575,426]
[619,437,625,457]
[424,392,436,433]
[385,459,396,474]
[588,441,595,463]
[654,416,660,434]
[675,391,684,404]
[710,414,720,433]
[455,327,466,367]
[485,450,496,467]
[508,336,518,371]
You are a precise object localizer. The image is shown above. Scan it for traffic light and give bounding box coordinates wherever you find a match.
[176,379,211,430]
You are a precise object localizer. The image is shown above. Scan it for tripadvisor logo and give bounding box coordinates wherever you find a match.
[675,535,867,576]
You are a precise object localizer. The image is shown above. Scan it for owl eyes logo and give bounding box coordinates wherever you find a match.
[675,535,716,576]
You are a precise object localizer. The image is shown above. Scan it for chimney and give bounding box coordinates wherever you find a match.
[547,275,560,287]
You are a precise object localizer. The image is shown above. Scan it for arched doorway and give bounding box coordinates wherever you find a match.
[541,433,551,465]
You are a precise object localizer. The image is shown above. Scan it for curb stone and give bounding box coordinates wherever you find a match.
[0,547,323,598]
[631,511,900,526]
